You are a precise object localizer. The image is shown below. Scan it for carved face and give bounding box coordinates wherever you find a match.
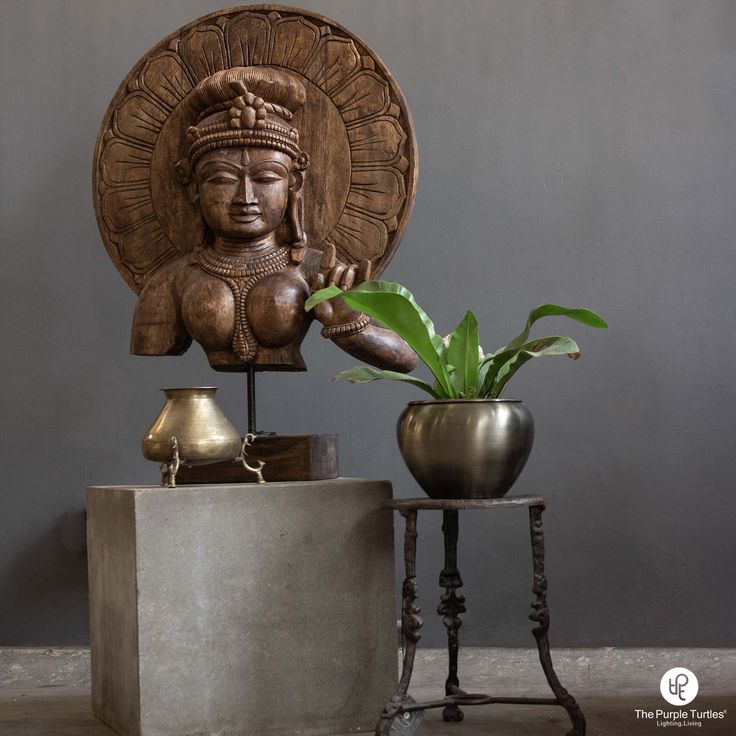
[195,148,293,241]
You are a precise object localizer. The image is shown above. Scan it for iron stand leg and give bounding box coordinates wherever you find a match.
[528,505,586,736]
[246,365,256,434]
[376,509,423,736]
[437,509,466,722]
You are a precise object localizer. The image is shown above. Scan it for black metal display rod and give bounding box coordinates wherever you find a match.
[246,365,256,435]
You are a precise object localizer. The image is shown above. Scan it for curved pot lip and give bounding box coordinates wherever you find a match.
[161,386,218,392]
[161,386,219,395]
[406,398,522,405]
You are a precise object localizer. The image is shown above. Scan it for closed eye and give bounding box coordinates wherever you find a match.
[252,172,286,183]
[250,162,289,181]
[205,174,239,184]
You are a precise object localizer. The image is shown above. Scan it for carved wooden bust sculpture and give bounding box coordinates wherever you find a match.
[131,66,413,373]
[94,5,418,374]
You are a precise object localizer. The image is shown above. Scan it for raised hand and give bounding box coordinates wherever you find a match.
[309,243,371,329]
[311,242,371,291]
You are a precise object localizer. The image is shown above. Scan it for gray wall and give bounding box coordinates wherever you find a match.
[1,0,735,647]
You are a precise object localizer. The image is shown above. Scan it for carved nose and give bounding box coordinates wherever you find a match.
[234,174,257,205]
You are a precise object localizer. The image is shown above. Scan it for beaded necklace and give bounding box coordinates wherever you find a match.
[198,246,291,360]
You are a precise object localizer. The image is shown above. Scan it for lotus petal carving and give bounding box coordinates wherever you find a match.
[269,17,320,69]
[227,12,270,66]
[334,71,390,123]
[178,25,227,81]
[332,210,388,260]
[115,220,176,273]
[139,53,193,110]
[349,117,407,165]
[101,188,154,233]
[114,93,167,146]
[303,36,361,92]
[348,169,405,219]
[100,140,151,186]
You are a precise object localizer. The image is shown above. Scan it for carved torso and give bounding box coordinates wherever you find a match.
[105,8,419,378]
[132,246,322,372]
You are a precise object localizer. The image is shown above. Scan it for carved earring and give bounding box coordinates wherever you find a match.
[174,157,199,207]
[287,189,307,263]
[174,158,192,185]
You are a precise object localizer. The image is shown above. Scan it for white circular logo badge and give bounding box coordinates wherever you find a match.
[660,667,698,705]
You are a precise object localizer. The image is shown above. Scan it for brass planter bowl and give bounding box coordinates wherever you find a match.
[142,387,242,465]
[397,399,534,499]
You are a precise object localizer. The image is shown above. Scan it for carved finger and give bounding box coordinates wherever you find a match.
[310,271,326,292]
[328,263,347,287]
[341,264,358,291]
[320,242,336,271]
[357,259,372,283]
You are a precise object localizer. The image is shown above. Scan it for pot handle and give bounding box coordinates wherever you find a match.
[239,434,266,484]
[159,436,180,488]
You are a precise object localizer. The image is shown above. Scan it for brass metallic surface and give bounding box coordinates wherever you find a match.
[396,400,534,499]
[142,388,242,466]
[159,436,181,488]
[239,433,266,484]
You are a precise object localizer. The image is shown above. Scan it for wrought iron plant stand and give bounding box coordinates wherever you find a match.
[376,496,586,736]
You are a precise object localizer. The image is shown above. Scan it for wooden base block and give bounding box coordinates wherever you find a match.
[175,434,338,483]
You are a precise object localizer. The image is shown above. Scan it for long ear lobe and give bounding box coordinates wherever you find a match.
[289,169,305,194]
[175,158,199,203]
[286,174,307,260]
[175,158,192,185]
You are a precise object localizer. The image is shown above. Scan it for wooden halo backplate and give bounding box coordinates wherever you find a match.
[93,4,418,294]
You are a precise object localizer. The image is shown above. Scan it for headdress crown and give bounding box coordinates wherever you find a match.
[187,67,309,170]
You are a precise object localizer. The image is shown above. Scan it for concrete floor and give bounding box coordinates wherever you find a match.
[1,685,734,736]
[3,648,735,735]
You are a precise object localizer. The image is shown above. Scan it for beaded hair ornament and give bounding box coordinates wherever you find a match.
[186,67,309,171]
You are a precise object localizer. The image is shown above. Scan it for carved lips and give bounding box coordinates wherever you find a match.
[229,207,262,223]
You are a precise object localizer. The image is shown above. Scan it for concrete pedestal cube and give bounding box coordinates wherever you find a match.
[86,480,397,736]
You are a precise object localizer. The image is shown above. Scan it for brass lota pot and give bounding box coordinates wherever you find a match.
[142,387,242,465]
[397,399,534,499]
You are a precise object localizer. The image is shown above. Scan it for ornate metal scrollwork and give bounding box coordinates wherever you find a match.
[159,436,180,488]
[529,505,586,736]
[376,509,422,736]
[239,433,266,484]
[437,509,466,722]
